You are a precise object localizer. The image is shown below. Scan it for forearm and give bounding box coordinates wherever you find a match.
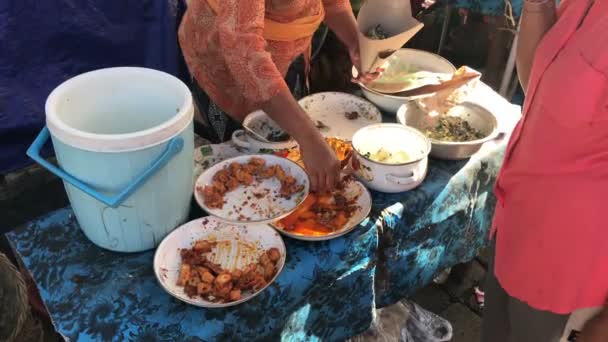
[580,306,608,341]
[324,9,359,48]
[260,88,323,144]
[516,0,557,93]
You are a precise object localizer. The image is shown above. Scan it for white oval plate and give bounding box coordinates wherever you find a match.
[153,217,286,308]
[195,154,309,224]
[298,92,382,141]
[272,178,372,241]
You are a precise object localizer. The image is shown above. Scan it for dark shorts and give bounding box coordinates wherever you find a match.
[191,57,306,144]
[481,240,570,342]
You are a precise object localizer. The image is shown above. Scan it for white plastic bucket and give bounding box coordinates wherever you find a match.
[28,67,194,252]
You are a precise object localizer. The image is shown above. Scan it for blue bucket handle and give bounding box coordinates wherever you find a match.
[27,127,184,208]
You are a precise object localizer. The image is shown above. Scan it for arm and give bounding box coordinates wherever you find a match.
[322,0,380,82]
[579,307,608,342]
[216,0,340,191]
[516,0,557,93]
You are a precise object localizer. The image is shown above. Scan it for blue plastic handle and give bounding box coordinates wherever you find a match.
[27,127,184,208]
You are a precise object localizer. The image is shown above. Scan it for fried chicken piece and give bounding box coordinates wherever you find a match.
[280,183,304,198]
[267,248,281,263]
[228,162,241,173]
[200,271,215,284]
[215,282,233,299]
[235,168,254,185]
[229,289,242,301]
[249,157,266,168]
[263,263,275,281]
[259,253,272,267]
[273,165,287,180]
[184,285,197,298]
[257,165,276,179]
[202,185,224,209]
[193,240,215,253]
[245,158,265,175]
[213,169,231,183]
[203,260,223,275]
[250,275,267,291]
[177,264,191,286]
[187,276,200,287]
[214,273,232,287]
[210,180,227,194]
[180,249,207,265]
[197,282,212,295]
[231,269,242,282]
[225,177,240,191]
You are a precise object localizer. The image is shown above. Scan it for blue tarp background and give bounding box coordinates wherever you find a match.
[0,0,188,174]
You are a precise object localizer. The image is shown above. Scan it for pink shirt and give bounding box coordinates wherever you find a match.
[492,0,608,314]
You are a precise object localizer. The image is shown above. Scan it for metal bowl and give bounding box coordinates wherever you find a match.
[353,49,456,113]
[396,102,500,160]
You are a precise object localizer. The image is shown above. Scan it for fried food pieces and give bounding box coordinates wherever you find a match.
[198,157,304,209]
[277,177,360,236]
[176,239,281,303]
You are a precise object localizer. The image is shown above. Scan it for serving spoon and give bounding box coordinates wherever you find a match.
[242,124,271,143]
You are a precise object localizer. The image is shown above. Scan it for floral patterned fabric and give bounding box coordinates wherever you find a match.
[7,87,521,341]
[179,0,351,121]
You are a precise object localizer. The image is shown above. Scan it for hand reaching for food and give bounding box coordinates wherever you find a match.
[299,133,341,194]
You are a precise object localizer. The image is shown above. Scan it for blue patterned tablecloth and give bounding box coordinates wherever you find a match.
[7,86,520,341]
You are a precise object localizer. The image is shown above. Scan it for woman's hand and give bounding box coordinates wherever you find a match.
[260,88,340,193]
[299,133,341,193]
[347,41,383,84]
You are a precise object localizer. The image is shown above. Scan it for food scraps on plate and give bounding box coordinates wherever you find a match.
[275,176,362,236]
[199,157,304,209]
[176,239,281,303]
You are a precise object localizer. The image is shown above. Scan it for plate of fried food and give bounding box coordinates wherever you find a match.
[284,137,354,168]
[272,175,372,241]
[154,217,286,308]
[195,155,309,223]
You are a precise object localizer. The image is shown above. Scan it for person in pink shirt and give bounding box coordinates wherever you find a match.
[481,0,608,341]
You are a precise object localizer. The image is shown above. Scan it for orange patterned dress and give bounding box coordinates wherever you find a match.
[178,0,351,122]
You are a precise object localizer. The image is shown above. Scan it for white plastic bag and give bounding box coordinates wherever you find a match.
[349,300,453,342]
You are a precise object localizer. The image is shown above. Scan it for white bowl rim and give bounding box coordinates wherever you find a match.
[352,123,431,167]
[353,48,457,100]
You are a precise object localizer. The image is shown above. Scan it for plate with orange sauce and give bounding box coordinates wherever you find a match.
[271,175,372,241]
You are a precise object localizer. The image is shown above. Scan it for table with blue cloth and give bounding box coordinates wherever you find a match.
[7,85,520,341]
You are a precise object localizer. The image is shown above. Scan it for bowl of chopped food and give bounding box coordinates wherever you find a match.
[154,217,286,308]
[353,49,457,113]
[351,123,431,193]
[231,110,298,153]
[396,101,500,160]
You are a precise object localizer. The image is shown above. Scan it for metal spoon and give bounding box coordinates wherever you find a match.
[242,124,271,143]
